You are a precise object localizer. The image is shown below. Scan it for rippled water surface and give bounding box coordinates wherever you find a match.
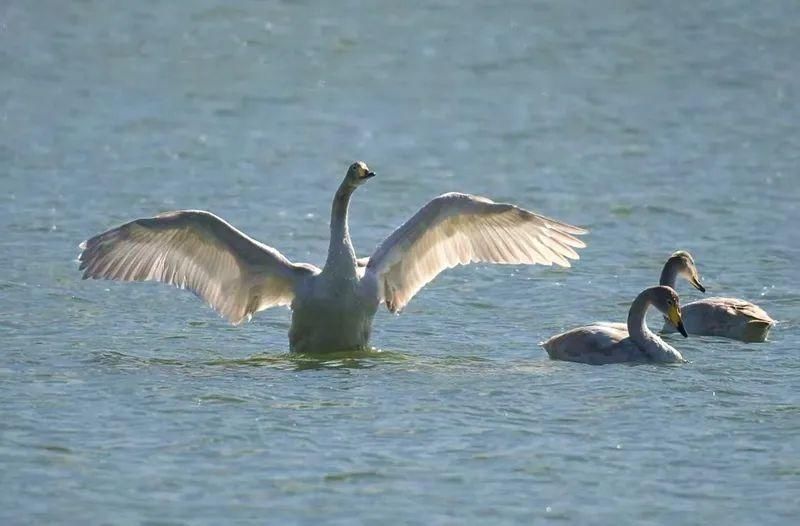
[2,1,799,524]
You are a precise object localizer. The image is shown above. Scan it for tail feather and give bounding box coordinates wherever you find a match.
[741,320,774,343]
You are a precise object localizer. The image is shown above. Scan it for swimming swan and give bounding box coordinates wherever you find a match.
[542,286,688,365]
[78,162,587,353]
[659,250,775,342]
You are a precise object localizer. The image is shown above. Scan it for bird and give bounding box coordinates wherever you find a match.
[78,161,588,353]
[541,286,688,365]
[658,250,775,342]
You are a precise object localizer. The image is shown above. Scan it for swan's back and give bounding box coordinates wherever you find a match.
[542,324,645,365]
[662,297,775,342]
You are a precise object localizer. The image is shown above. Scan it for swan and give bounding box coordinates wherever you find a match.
[78,161,587,353]
[542,286,688,365]
[658,250,775,342]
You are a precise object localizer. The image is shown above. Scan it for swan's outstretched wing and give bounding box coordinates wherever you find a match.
[78,210,319,324]
[365,192,587,313]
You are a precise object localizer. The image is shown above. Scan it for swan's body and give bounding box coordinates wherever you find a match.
[79,162,587,353]
[657,251,775,342]
[542,286,687,365]
[662,297,774,342]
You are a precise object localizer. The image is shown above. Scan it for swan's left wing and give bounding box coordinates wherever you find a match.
[365,192,587,313]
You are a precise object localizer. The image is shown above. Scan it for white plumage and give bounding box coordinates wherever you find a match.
[79,210,317,325]
[366,192,586,313]
[79,161,587,353]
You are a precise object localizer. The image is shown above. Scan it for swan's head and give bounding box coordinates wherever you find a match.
[345,161,376,187]
[668,250,705,292]
[651,285,688,337]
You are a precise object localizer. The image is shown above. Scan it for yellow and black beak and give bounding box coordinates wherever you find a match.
[668,304,688,337]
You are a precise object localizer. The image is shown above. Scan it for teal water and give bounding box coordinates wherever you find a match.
[2,1,799,524]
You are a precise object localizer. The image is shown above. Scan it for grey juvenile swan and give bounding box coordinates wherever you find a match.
[542,286,688,365]
[79,162,587,353]
[658,250,775,342]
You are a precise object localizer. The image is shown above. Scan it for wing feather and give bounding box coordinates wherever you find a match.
[366,193,587,313]
[78,210,319,324]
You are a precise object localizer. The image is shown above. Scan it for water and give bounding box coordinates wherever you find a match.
[2,0,799,523]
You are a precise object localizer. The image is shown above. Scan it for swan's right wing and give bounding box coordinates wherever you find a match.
[366,192,587,313]
[78,210,319,324]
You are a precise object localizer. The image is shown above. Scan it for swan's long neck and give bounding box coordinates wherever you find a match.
[323,181,357,278]
[627,291,656,348]
[627,290,682,362]
[659,259,679,289]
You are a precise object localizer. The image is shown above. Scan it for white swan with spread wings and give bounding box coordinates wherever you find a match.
[79,162,587,353]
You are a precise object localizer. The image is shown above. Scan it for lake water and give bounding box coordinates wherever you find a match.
[2,1,799,524]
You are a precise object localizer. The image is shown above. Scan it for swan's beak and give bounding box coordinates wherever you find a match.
[689,274,705,293]
[668,305,688,337]
[364,171,376,179]
[676,319,688,338]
